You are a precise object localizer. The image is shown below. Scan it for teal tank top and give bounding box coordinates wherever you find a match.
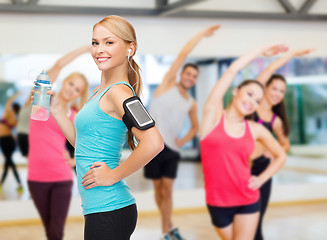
[74,81,136,215]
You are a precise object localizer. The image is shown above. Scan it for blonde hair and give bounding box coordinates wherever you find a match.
[95,15,143,150]
[63,72,89,111]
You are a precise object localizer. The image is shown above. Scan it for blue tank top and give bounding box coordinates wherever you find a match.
[74,81,136,215]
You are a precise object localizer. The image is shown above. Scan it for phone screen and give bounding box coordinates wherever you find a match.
[127,100,153,126]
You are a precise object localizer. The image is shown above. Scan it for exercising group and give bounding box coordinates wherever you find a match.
[0,15,313,240]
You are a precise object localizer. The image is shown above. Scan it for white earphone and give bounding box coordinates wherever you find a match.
[127,47,139,88]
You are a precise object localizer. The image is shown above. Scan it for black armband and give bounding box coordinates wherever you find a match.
[122,96,155,131]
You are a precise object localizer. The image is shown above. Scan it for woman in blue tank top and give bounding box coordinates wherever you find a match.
[47,15,164,240]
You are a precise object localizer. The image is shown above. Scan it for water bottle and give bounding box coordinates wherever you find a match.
[31,70,51,121]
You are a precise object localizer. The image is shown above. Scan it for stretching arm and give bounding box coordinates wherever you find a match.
[48,45,91,84]
[155,25,220,96]
[4,92,20,113]
[200,44,285,139]
[257,48,313,85]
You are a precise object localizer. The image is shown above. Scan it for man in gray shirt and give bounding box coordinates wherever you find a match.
[144,25,220,240]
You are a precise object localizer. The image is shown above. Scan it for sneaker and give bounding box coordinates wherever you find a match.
[169,228,184,240]
[161,234,173,240]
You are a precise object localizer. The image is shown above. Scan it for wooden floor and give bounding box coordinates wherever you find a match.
[1,154,327,239]
[0,202,327,240]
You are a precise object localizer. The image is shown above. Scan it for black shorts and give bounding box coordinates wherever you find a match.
[144,144,180,179]
[251,155,270,176]
[84,204,137,240]
[207,200,261,228]
[17,133,29,157]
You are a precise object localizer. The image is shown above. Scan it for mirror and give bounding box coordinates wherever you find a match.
[1,53,327,222]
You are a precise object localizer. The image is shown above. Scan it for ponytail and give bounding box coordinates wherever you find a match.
[127,58,143,150]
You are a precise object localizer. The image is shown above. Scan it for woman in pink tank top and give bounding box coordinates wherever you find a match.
[200,45,287,240]
[29,46,90,240]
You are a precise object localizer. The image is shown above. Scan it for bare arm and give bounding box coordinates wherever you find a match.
[81,86,164,188]
[101,126,163,186]
[48,45,91,84]
[3,92,20,115]
[24,92,33,107]
[272,117,290,152]
[155,25,220,96]
[175,101,199,147]
[33,89,77,146]
[49,86,101,146]
[248,122,287,190]
[4,92,19,109]
[257,48,314,86]
[200,45,285,139]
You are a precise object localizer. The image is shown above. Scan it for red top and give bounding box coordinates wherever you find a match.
[200,113,259,207]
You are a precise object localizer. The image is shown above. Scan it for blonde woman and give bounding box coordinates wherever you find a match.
[28,46,90,240]
[46,16,163,240]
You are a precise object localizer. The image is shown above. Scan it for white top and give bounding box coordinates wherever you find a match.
[149,86,194,152]
[17,104,31,134]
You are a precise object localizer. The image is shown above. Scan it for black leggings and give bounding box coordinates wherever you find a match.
[84,204,137,240]
[28,180,73,240]
[0,135,21,184]
[17,133,29,157]
[251,156,272,240]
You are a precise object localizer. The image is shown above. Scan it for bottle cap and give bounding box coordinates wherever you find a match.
[36,70,51,84]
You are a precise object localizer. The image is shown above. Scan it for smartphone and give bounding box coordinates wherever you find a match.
[125,99,154,127]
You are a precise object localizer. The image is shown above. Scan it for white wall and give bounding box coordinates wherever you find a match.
[0,13,327,58]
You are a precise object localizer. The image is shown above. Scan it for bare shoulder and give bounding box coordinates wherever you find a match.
[154,81,176,97]
[189,99,197,110]
[106,84,134,105]
[248,120,267,140]
[93,86,100,94]
[272,116,283,130]
[248,120,261,130]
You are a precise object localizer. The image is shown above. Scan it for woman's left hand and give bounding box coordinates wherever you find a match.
[175,138,183,148]
[248,176,263,190]
[81,162,114,189]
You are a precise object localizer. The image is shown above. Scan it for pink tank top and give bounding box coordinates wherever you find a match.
[200,113,259,207]
[28,110,75,182]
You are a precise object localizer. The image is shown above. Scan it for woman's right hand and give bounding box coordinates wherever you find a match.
[262,44,289,57]
[203,25,220,37]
